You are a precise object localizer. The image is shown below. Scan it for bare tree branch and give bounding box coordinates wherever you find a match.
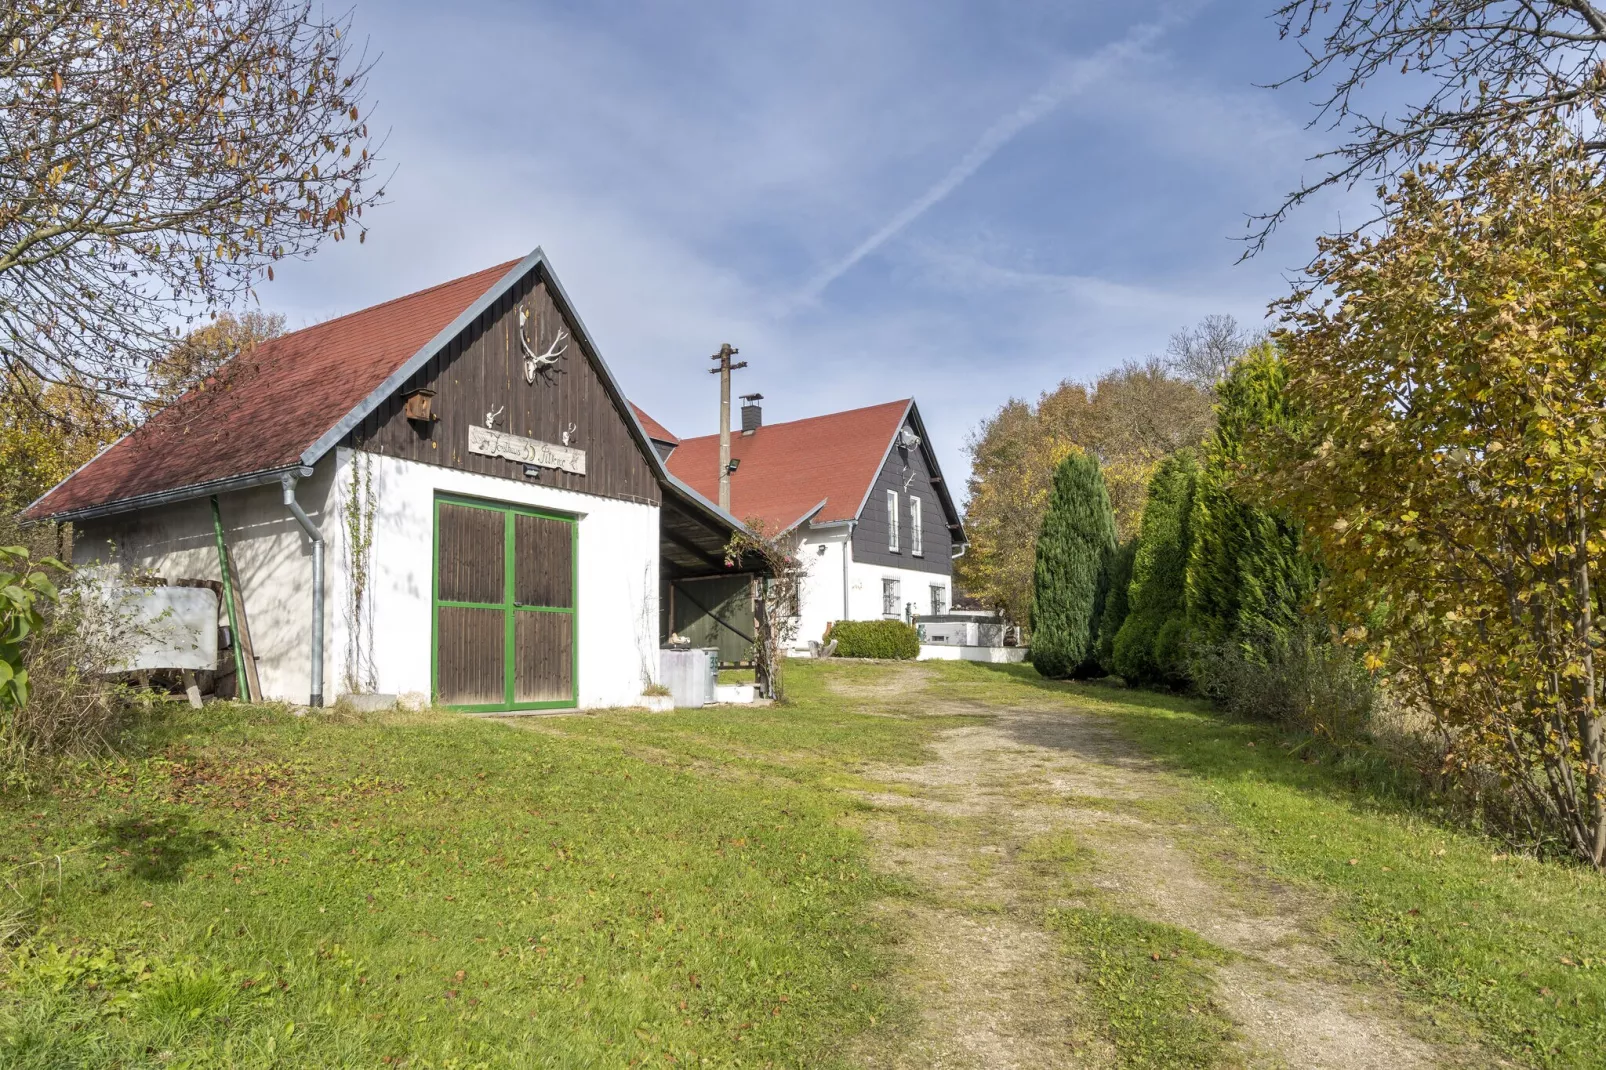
[0,0,385,405]
[1164,314,1259,390]
[1256,0,1606,253]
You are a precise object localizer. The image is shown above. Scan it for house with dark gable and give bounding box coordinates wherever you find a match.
[25,250,750,711]
[640,396,967,656]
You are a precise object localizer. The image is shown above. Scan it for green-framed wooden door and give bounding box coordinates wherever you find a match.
[432,494,578,711]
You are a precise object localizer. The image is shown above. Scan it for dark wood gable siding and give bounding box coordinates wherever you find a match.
[852,423,952,575]
[344,268,660,506]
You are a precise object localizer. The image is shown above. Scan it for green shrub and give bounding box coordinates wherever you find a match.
[1113,452,1197,688]
[1188,617,1374,741]
[1029,453,1117,679]
[0,547,62,710]
[1094,539,1137,676]
[827,620,920,660]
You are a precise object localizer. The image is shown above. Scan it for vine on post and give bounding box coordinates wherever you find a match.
[342,454,378,695]
[724,522,804,701]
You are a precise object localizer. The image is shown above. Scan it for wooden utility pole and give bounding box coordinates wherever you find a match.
[709,343,746,511]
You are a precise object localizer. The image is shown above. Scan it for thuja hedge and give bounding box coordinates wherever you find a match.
[828,620,920,660]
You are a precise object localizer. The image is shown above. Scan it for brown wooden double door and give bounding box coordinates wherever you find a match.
[432,495,576,711]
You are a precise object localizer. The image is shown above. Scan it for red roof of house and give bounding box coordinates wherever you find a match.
[629,403,679,445]
[665,399,911,532]
[27,260,521,519]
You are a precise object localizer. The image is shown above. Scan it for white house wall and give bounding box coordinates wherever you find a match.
[848,559,951,622]
[790,528,849,652]
[72,459,338,704]
[787,525,952,653]
[326,448,659,709]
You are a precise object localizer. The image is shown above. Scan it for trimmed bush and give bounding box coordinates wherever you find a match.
[1112,452,1198,688]
[1094,538,1137,676]
[827,620,920,660]
[1029,453,1118,679]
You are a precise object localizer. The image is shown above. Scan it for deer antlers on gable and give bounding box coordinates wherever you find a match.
[518,303,568,384]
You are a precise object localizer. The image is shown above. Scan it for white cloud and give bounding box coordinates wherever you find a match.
[256,0,1358,492]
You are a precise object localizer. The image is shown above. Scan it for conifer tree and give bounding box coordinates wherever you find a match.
[1095,538,1138,676]
[1113,451,1199,687]
[1029,452,1118,679]
[1186,346,1315,650]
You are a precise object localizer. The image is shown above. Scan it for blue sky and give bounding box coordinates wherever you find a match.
[265,0,1359,488]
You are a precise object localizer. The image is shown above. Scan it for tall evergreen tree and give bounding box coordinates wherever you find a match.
[1185,346,1315,651]
[1095,538,1138,676]
[1113,451,1199,687]
[1029,452,1118,679]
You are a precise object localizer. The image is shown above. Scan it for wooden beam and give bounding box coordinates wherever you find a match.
[662,526,729,574]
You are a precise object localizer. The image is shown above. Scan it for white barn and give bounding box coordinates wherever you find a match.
[27,250,751,711]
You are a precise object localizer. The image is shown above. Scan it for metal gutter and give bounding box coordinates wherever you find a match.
[280,472,325,708]
[36,465,311,524]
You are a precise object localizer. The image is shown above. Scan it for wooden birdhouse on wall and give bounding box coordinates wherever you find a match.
[403,389,436,423]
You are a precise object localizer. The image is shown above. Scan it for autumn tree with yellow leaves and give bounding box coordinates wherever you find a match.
[1256,122,1606,866]
[959,359,1214,627]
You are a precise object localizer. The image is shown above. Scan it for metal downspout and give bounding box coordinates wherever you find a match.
[281,473,325,707]
[842,521,855,620]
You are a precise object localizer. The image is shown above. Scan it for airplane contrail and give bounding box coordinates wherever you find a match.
[792,10,1190,308]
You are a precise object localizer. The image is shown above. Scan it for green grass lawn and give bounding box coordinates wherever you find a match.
[0,685,926,1069]
[4,660,1604,1068]
[938,662,1606,1069]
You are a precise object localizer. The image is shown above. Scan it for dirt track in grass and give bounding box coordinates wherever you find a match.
[843,664,1497,1070]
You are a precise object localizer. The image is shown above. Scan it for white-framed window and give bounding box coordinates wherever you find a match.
[887,490,900,552]
[930,585,946,615]
[882,577,900,616]
[910,495,923,557]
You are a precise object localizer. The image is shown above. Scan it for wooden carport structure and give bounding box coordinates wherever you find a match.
[659,481,760,665]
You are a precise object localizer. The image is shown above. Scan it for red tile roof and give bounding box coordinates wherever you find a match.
[27,260,521,519]
[629,402,679,445]
[665,399,911,532]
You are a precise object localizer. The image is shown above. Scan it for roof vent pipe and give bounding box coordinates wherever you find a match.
[281,471,324,708]
[740,393,763,435]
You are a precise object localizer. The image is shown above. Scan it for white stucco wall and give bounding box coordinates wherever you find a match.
[785,525,953,653]
[848,559,951,623]
[790,528,849,651]
[73,459,337,705]
[325,448,659,710]
[74,449,661,710]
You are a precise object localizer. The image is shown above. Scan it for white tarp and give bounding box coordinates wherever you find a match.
[90,583,219,672]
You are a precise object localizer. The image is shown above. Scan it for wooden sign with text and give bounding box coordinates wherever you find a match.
[468,424,587,475]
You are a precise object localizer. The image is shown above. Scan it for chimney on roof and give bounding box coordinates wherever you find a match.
[740,393,763,435]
